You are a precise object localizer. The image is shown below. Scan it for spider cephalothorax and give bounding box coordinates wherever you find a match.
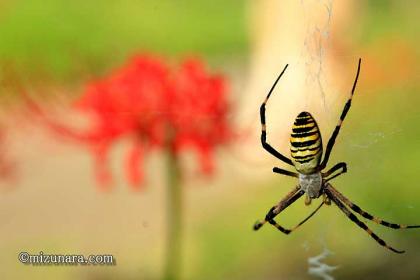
[253,59,420,253]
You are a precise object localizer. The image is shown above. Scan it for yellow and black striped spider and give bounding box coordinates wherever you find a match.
[253,58,420,253]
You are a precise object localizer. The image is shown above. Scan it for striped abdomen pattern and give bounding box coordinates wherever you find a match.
[290,111,323,174]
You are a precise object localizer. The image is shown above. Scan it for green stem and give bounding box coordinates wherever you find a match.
[163,150,182,280]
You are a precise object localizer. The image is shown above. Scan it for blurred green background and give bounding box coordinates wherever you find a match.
[0,0,248,83]
[0,0,419,279]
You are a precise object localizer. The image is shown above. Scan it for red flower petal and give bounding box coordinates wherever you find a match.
[92,142,113,190]
[125,141,145,190]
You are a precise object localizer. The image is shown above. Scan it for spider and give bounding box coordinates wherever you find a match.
[253,58,420,253]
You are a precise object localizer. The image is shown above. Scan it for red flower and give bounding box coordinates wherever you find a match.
[75,55,170,144]
[30,54,232,190]
[72,55,170,188]
[169,59,231,174]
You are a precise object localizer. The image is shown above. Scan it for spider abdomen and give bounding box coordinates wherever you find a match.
[290,112,323,174]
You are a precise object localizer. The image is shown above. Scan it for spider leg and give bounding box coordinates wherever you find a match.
[320,59,361,169]
[253,187,303,230]
[304,195,312,206]
[273,167,299,178]
[323,162,347,182]
[328,185,420,229]
[268,201,324,234]
[260,64,294,166]
[323,193,331,205]
[324,186,405,254]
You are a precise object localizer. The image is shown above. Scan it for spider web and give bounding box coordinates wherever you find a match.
[308,248,339,280]
[299,0,333,112]
[298,1,339,279]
